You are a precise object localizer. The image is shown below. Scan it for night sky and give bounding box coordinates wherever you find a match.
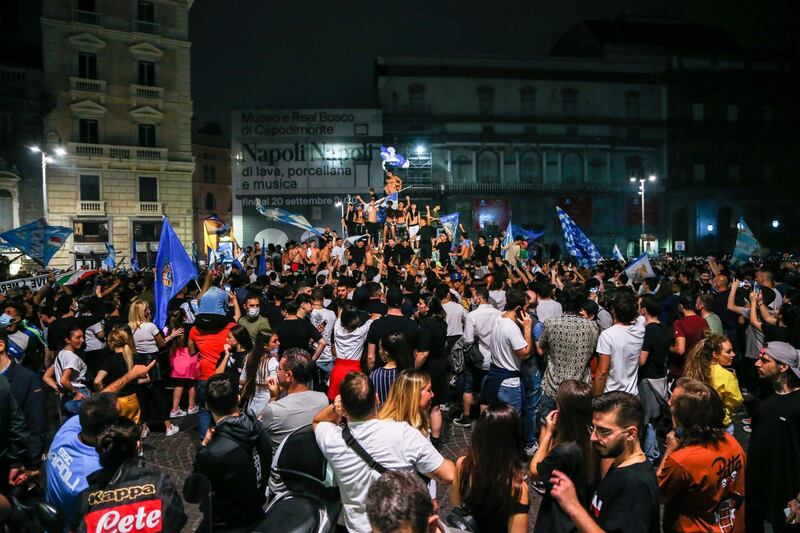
[188,0,797,132]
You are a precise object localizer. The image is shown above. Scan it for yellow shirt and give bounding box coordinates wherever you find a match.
[710,364,744,426]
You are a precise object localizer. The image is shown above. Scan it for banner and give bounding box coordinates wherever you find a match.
[0,218,72,266]
[624,253,655,282]
[731,218,762,266]
[0,274,49,295]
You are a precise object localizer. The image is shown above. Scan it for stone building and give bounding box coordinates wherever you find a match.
[376,54,668,256]
[38,0,194,268]
[192,121,231,255]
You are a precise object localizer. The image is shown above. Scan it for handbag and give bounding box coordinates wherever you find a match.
[170,347,199,379]
[466,342,484,369]
[444,504,480,532]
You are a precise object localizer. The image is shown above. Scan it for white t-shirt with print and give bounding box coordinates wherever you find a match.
[55,349,88,389]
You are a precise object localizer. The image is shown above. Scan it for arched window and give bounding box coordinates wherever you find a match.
[520,151,542,184]
[452,155,471,182]
[562,153,583,184]
[204,192,215,211]
[0,189,12,233]
[477,151,499,183]
[589,157,606,182]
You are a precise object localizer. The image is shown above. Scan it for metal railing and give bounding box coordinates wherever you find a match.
[133,20,160,34]
[72,9,102,26]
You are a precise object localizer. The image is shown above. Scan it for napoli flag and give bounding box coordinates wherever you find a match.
[624,253,655,282]
[731,218,762,266]
[612,244,626,263]
[439,212,460,249]
[502,221,513,248]
[103,242,116,270]
[0,218,72,266]
[154,218,196,329]
[555,207,601,268]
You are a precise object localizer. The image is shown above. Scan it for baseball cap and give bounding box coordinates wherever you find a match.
[764,341,800,378]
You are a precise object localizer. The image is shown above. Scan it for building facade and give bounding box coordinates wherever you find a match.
[39,0,194,268]
[192,121,231,254]
[376,55,668,257]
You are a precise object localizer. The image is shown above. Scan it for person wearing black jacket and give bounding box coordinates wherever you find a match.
[0,347,45,473]
[0,371,27,495]
[187,373,271,531]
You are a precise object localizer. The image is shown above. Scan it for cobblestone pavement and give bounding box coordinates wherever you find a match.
[146,408,752,533]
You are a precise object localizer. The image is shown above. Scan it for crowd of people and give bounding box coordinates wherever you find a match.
[0,206,799,533]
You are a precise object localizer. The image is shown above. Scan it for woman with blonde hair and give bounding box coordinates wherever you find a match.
[128,299,182,437]
[378,369,433,436]
[96,327,142,424]
[683,333,742,434]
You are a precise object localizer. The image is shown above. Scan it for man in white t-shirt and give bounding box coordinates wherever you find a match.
[309,289,336,385]
[455,286,501,427]
[313,372,454,533]
[480,289,533,414]
[594,291,645,396]
[534,282,562,322]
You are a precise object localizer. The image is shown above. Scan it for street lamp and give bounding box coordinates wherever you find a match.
[630,174,657,253]
[772,219,780,229]
[30,130,66,223]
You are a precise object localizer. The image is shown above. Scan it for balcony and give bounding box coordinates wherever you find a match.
[69,143,168,160]
[70,77,106,102]
[130,84,164,107]
[72,9,102,26]
[138,201,162,214]
[76,200,106,215]
[133,20,160,35]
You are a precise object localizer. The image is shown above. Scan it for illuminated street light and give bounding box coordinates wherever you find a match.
[415,145,425,155]
[29,134,66,223]
[632,174,656,254]
[707,224,715,232]
[772,219,780,229]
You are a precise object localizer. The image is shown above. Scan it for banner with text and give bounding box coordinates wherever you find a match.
[231,109,385,245]
[0,274,49,295]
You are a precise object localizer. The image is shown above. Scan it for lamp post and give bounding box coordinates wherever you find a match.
[630,174,656,254]
[30,130,66,224]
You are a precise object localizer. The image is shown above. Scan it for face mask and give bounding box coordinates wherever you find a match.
[247,308,260,318]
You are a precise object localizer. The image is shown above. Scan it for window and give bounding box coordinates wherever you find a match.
[562,89,577,117]
[691,102,705,124]
[477,151,499,183]
[138,61,155,86]
[138,124,156,147]
[625,91,640,119]
[205,192,215,211]
[625,156,643,181]
[78,52,97,79]
[562,153,583,184]
[78,119,99,143]
[133,221,161,242]
[728,164,740,182]
[137,1,154,22]
[589,157,606,182]
[692,163,706,184]
[726,104,739,125]
[519,152,542,184]
[503,153,516,182]
[408,85,425,114]
[452,155,470,182]
[477,86,494,117]
[520,88,536,118]
[202,165,216,183]
[79,175,100,201]
[78,0,96,12]
[73,220,108,243]
[138,176,158,202]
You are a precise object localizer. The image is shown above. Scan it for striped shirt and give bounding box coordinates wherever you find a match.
[370,366,398,405]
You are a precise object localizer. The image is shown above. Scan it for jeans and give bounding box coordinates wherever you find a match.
[644,423,660,463]
[497,382,522,414]
[196,380,213,438]
[521,361,542,447]
[62,386,91,416]
[315,360,333,392]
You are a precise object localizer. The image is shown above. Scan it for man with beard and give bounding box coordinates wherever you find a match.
[548,391,660,533]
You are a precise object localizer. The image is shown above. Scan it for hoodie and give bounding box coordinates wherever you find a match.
[188,412,272,530]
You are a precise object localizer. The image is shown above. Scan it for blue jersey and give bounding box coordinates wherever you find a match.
[45,416,101,532]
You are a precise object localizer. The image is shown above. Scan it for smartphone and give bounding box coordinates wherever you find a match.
[223,284,231,293]
[450,272,462,282]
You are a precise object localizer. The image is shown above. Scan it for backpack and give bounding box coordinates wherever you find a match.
[448,336,468,375]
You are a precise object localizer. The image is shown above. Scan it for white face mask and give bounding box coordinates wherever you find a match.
[247,308,260,318]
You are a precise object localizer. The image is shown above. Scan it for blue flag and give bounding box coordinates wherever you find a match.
[511,224,544,242]
[612,244,625,263]
[439,212,460,250]
[556,206,601,268]
[256,204,324,237]
[258,240,267,276]
[130,237,139,272]
[731,218,762,266]
[624,253,655,282]
[155,218,197,329]
[103,242,116,270]
[502,221,513,248]
[0,218,72,266]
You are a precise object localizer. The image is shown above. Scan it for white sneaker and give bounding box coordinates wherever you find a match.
[170,409,187,419]
[524,442,539,456]
[140,425,149,439]
[165,425,180,437]
[186,406,200,415]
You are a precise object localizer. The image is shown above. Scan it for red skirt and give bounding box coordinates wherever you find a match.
[328,358,363,401]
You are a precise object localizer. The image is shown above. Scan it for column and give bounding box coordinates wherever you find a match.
[606,152,612,182]
[446,149,452,183]
[499,149,505,183]
[472,150,477,182]
[542,150,547,182]
[583,152,589,183]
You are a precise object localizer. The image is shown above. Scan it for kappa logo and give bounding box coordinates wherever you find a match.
[590,494,603,518]
[85,499,162,533]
